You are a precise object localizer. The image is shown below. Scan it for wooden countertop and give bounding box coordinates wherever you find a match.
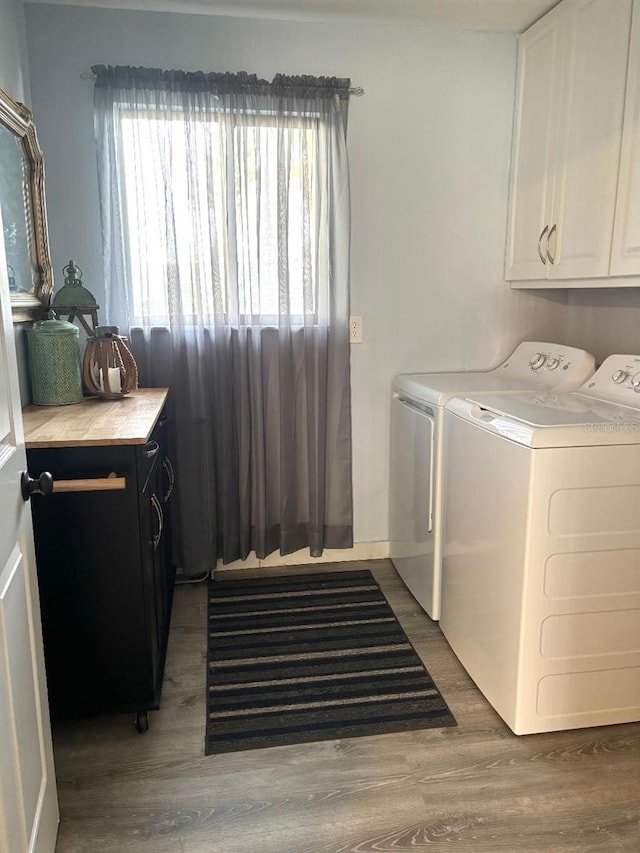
[22,388,169,448]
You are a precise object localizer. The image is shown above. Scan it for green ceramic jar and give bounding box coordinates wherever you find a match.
[26,312,83,405]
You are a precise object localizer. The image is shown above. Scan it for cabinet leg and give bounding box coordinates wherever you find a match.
[135,711,149,733]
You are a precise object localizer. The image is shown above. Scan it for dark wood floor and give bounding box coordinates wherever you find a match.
[52,560,640,852]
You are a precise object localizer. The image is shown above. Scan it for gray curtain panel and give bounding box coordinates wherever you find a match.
[93,66,353,575]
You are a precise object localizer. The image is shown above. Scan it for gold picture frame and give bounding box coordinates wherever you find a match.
[0,86,53,322]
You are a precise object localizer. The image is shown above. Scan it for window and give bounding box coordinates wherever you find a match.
[118,107,320,326]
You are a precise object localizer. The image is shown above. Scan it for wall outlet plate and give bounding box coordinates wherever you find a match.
[350,316,363,344]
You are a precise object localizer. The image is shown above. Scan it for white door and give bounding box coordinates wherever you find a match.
[549,0,632,279]
[0,217,59,849]
[504,3,563,281]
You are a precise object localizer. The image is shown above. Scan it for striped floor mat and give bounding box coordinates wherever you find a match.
[205,570,456,754]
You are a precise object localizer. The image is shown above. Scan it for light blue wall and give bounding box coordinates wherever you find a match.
[24,3,569,542]
[0,0,30,101]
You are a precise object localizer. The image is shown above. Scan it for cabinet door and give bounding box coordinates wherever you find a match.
[549,0,632,279]
[139,467,161,684]
[157,415,177,597]
[611,0,640,276]
[140,460,173,698]
[30,446,151,717]
[505,5,564,281]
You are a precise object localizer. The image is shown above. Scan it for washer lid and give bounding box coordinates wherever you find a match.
[446,392,640,448]
[393,341,595,406]
[393,372,552,407]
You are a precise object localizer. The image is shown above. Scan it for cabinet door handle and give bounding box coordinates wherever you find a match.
[162,457,175,503]
[143,440,160,459]
[547,224,557,264]
[54,475,126,493]
[151,493,164,550]
[537,225,549,264]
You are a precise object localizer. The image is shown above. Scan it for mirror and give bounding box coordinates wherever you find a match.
[0,86,53,321]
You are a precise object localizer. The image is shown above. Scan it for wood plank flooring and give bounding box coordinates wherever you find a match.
[52,560,640,852]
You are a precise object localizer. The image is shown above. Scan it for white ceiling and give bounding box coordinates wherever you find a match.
[24,0,562,32]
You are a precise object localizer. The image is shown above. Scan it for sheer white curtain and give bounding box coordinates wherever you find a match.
[93,67,353,574]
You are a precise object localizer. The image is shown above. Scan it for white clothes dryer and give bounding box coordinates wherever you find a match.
[389,342,595,620]
[441,354,640,734]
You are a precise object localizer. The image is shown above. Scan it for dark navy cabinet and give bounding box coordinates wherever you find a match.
[23,390,175,732]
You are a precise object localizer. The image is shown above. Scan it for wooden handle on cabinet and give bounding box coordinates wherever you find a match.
[52,472,126,493]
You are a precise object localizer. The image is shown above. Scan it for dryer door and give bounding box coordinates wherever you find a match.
[390,394,434,534]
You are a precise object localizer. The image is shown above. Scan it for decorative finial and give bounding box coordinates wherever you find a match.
[63,260,83,287]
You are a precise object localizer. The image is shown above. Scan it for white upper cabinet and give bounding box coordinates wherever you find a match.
[505,4,564,280]
[505,0,633,284]
[611,2,640,275]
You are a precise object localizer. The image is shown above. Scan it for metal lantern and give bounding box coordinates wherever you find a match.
[82,326,139,399]
[26,311,84,406]
[52,260,100,335]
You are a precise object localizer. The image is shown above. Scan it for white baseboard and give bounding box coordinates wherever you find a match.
[215,541,390,572]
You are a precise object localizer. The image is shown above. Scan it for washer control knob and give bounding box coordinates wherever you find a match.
[529,353,547,370]
[546,356,560,370]
[612,369,629,384]
[631,372,640,391]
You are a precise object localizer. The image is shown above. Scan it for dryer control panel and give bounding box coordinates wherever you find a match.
[495,342,595,390]
[579,354,640,405]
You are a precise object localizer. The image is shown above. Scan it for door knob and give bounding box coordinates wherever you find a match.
[21,471,54,501]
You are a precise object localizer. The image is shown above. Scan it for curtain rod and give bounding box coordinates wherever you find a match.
[80,71,364,95]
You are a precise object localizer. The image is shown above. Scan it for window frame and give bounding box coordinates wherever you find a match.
[114,100,324,327]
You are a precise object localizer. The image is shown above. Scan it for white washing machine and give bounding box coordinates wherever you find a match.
[389,342,595,620]
[441,354,640,735]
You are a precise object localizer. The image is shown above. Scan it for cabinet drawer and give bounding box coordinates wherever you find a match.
[28,445,136,487]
